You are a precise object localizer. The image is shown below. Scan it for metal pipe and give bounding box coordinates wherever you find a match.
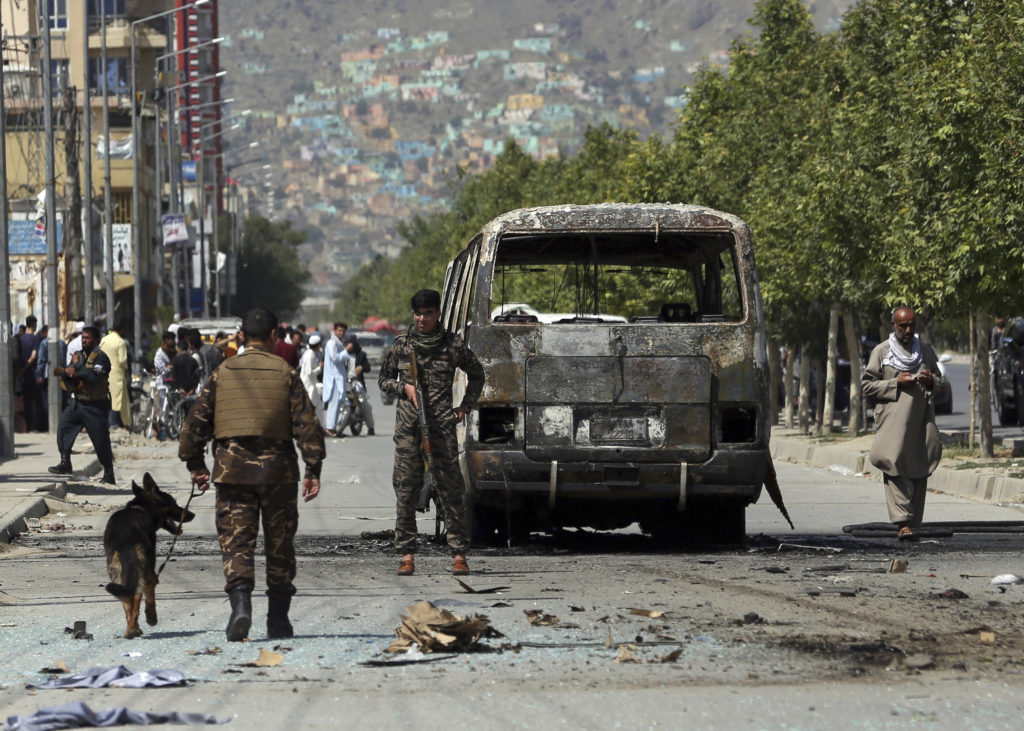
[82,0,94,324]
[42,1,61,433]
[0,19,15,456]
[101,0,114,327]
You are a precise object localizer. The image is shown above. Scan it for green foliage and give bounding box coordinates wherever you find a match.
[336,0,1024,338]
[232,215,311,319]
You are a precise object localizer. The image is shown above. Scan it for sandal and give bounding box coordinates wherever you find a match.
[896,525,918,542]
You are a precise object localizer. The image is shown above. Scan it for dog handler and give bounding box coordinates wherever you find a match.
[179,307,326,641]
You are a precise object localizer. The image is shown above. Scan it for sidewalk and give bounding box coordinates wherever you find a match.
[0,431,109,543]
[771,426,1024,506]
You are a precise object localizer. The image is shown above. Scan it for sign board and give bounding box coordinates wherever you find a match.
[181,160,197,182]
[102,223,132,275]
[162,213,189,246]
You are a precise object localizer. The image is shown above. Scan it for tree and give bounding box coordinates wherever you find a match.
[232,215,311,319]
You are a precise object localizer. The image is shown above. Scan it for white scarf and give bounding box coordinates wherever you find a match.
[882,333,922,372]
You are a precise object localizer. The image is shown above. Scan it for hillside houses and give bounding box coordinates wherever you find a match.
[222,12,717,285]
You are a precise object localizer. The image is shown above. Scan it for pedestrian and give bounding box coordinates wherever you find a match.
[17,315,43,432]
[49,326,116,485]
[34,325,50,432]
[100,320,131,430]
[343,332,375,436]
[862,306,942,541]
[299,333,324,427]
[322,322,349,437]
[273,326,299,368]
[378,289,484,576]
[171,332,200,396]
[178,307,325,642]
[65,321,85,365]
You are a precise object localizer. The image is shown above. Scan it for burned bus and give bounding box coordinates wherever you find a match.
[440,204,770,544]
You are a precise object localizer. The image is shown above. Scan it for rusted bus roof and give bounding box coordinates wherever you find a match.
[475,203,749,263]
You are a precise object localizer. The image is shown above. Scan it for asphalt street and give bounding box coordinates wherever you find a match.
[3,384,1024,728]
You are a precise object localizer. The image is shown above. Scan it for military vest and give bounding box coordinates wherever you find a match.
[77,349,110,401]
[213,348,293,440]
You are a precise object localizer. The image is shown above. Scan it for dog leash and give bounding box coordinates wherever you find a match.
[157,479,201,577]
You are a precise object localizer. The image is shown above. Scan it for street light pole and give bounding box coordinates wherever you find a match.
[101,0,114,327]
[0,25,15,456]
[130,0,209,358]
[42,2,62,433]
[82,4,94,324]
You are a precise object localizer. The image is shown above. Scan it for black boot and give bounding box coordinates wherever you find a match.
[48,456,72,475]
[101,466,116,485]
[226,587,252,641]
[267,594,293,639]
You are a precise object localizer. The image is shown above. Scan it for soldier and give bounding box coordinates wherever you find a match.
[179,307,326,641]
[48,326,116,485]
[378,288,484,576]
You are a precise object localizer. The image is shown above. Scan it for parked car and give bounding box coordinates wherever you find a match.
[932,354,953,415]
[992,317,1024,425]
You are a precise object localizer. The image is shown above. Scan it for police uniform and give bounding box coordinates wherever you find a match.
[378,329,484,555]
[178,345,325,599]
[55,345,115,477]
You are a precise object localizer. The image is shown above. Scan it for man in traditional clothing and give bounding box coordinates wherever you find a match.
[322,322,349,437]
[862,306,942,541]
[299,333,324,427]
[100,320,131,429]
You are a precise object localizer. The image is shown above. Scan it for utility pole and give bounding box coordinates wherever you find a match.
[0,27,16,457]
[62,85,82,317]
[82,6,95,324]
[42,3,62,433]
[101,0,114,326]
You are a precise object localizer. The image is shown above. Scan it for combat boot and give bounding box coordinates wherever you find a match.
[48,456,73,475]
[267,594,294,639]
[101,466,116,485]
[226,587,252,641]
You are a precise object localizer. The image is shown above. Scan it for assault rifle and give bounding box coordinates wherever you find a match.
[409,351,435,512]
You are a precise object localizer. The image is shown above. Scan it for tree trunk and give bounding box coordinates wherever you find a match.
[822,306,839,434]
[974,308,993,457]
[62,86,82,317]
[843,312,862,435]
[814,357,825,433]
[768,339,781,426]
[783,347,795,429]
[798,344,812,433]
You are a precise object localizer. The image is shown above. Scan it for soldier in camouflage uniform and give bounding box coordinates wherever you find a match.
[179,307,325,641]
[378,288,484,576]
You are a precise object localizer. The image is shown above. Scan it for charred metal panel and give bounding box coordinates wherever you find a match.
[526,356,710,403]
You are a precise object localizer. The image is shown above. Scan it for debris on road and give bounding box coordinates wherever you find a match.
[28,666,188,689]
[186,647,222,656]
[990,574,1023,585]
[904,653,934,670]
[804,586,859,597]
[936,588,970,599]
[3,701,228,730]
[889,558,908,573]
[455,578,510,594]
[38,661,68,674]
[63,621,93,641]
[628,608,664,619]
[614,644,642,663]
[387,601,502,653]
[236,649,284,668]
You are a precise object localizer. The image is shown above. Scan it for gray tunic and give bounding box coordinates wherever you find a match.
[862,339,942,479]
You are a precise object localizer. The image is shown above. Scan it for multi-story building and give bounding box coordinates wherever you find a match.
[2,0,222,329]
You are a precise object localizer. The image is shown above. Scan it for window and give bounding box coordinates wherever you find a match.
[48,0,68,30]
[49,60,70,95]
[87,57,130,95]
[86,0,127,17]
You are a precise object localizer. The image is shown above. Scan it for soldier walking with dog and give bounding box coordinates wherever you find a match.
[49,325,116,485]
[378,288,484,576]
[179,307,325,642]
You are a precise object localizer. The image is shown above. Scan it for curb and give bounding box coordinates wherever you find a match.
[0,457,102,545]
[770,434,1024,505]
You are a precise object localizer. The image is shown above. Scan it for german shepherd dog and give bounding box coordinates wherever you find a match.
[104,473,195,638]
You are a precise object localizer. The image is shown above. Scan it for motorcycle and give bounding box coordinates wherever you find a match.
[334,384,365,436]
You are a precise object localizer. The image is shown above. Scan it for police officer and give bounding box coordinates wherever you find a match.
[179,308,325,641]
[48,326,116,485]
[378,289,484,576]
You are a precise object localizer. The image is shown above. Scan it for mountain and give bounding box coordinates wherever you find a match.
[217,0,852,309]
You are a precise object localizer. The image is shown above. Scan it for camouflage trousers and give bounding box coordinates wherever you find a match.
[215,482,298,597]
[392,424,468,555]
